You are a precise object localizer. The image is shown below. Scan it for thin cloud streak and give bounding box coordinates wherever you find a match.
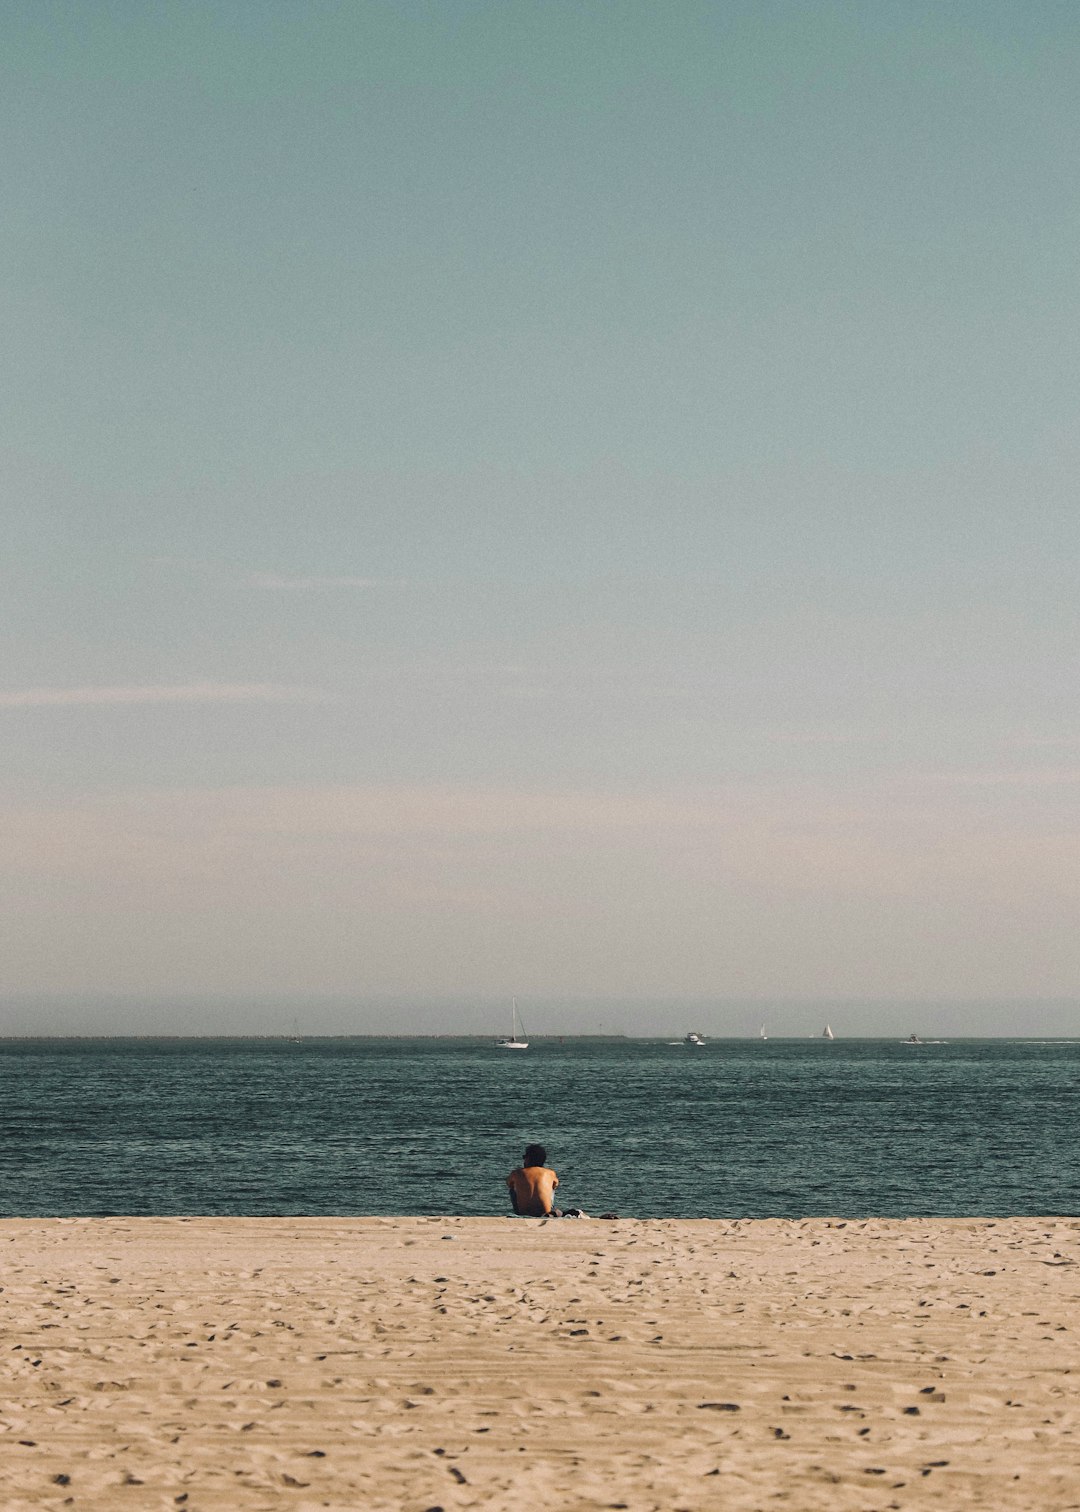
[246,572,405,591]
[0,683,325,708]
[914,767,1080,788]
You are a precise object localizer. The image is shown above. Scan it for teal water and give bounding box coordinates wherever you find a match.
[0,1037,1076,1218]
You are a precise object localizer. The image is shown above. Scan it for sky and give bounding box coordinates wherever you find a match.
[2,0,1079,1035]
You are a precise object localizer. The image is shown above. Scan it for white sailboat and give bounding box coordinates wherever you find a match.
[496,998,529,1050]
[822,1023,835,1040]
[759,1024,768,1041]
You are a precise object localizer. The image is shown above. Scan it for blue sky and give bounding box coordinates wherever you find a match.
[3,1,1079,1031]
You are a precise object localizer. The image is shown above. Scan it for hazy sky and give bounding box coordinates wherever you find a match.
[3,1,1079,1034]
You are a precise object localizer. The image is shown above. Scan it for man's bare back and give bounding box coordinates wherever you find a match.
[506,1143,559,1217]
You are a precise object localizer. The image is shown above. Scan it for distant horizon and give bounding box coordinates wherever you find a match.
[2,1030,1077,1042]
[1,994,1077,1040]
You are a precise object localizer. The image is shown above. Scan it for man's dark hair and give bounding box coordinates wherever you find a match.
[523,1144,546,1167]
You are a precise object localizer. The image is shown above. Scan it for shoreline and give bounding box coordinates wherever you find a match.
[3,1216,1078,1508]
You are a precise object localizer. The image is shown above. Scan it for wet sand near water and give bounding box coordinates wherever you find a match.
[2,1216,1079,1509]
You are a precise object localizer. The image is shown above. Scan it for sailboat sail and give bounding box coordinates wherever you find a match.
[497,998,529,1050]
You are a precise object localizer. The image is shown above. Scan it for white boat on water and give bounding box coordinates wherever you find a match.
[759,1024,768,1041]
[684,1031,706,1047]
[822,1024,835,1040]
[496,998,529,1050]
[902,1033,924,1045]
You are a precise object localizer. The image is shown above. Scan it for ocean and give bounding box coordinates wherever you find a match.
[1,1036,1076,1219]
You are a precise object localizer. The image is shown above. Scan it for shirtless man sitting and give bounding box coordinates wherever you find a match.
[506,1143,561,1217]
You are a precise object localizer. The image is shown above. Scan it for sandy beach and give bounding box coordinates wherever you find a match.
[2,1215,1078,1510]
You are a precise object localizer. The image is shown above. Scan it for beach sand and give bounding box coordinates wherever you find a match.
[2,1215,1078,1510]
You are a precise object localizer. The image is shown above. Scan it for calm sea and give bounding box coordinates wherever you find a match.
[1,1037,1076,1219]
